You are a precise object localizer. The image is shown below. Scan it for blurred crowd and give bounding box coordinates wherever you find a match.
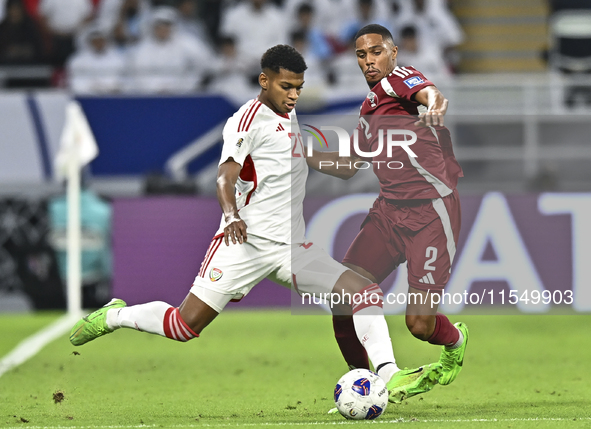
[0,0,464,98]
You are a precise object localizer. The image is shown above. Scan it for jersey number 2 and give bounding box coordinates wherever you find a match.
[359,117,372,139]
[290,133,305,158]
[424,247,438,271]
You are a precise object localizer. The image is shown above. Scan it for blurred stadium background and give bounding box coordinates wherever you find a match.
[2,2,591,427]
[0,0,590,318]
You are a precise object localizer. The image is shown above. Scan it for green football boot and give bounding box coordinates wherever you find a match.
[69,298,126,346]
[438,322,469,385]
[386,363,442,404]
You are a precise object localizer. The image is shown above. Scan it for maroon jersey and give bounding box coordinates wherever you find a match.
[352,66,463,200]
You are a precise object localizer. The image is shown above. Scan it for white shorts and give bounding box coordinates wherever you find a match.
[190,234,348,313]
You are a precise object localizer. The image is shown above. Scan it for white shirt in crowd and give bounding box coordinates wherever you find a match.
[220,1,288,72]
[39,0,93,33]
[396,46,451,83]
[207,51,258,105]
[394,0,464,51]
[127,31,211,94]
[67,43,126,94]
[283,0,355,38]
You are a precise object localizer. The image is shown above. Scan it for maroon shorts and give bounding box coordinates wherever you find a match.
[343,189,461,291]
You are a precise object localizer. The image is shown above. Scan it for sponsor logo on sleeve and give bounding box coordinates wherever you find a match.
[403,76,424,88]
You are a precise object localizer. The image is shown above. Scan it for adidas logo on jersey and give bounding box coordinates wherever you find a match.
[418,272,436,285]
[276,123,285,132]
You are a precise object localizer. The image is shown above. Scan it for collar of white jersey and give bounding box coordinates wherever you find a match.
[257,97,292,120]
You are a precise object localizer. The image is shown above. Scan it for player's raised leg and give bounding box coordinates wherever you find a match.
[69,292,218,346]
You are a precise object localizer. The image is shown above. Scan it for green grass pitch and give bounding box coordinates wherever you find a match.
[1,310,590,428]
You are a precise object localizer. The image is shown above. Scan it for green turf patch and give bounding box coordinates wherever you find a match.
[0,310,590,428]
[0,312,63,356]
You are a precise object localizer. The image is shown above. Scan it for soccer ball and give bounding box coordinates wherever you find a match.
[333,368,388,420]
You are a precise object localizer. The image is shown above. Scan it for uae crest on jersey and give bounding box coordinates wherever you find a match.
[209,267,223,282]
[367,91,378,108]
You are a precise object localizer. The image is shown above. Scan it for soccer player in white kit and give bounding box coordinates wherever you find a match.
[69,44,441,403]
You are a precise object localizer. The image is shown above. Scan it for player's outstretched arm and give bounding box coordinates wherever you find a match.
[413,86,448,128]
[306,150,360,180]
[217,159,248,245]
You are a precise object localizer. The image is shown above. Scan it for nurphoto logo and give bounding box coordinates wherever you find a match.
[292,123,418,170]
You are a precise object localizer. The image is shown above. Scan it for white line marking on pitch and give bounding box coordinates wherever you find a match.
[2,417,590,428]
[0,313,77,378]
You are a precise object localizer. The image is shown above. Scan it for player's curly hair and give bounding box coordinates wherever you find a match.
[355,24,394,45]
[260,44,307,74]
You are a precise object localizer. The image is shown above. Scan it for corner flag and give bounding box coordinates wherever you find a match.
[55,100,99,317]
[54,100,99,179]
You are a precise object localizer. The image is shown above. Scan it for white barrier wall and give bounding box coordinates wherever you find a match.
[0,91,69,183]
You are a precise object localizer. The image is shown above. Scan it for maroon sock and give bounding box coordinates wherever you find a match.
[332,316,370,369]
[427,313,460,346]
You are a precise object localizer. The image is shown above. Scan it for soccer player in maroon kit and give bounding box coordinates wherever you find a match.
[309,24,468,397]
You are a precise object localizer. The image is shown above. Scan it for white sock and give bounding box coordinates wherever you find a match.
[352,284,399,382]
[376,363,399,383]
[445,328,464,350]
[106,301,172,336]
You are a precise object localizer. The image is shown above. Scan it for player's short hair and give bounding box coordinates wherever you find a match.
[260,44,307,74]
[354,24,394,45]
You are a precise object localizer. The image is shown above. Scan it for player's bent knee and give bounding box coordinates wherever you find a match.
[333,269,373,297]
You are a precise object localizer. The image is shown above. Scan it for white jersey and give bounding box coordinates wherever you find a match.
[216,98,308,244]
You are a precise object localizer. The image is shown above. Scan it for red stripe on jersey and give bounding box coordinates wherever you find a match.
[198,233,225,277]
[238,100,257,132]
[239,155,258,206]
[198,244,213,277]
[198,238,216,277]
[163,307,174,339]
[200,237,223,278]
[243,102,262,132]
[239,101,261,132]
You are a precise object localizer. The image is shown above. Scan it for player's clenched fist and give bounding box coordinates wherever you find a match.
[224,217,248,245]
